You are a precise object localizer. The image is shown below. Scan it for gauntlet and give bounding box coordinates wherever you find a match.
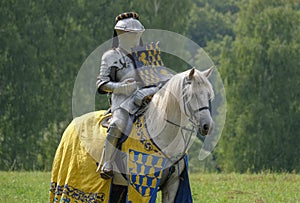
[134,86,159,106]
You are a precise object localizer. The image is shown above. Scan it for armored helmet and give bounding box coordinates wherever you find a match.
[112,12,144,48]
[114,13,145,32]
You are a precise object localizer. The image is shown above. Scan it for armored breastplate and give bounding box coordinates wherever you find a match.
[115,53,138,83]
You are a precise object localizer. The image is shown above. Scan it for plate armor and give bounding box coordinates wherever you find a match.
[96,12,160,179]
[97,48,142,115]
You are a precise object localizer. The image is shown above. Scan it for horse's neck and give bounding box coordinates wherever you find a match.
[144,92,188,158]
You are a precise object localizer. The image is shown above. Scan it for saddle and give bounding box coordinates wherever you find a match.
[100,108,112,128]
[100,89,154,129]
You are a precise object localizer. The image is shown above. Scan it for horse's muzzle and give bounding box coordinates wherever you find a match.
[199,120,213,136]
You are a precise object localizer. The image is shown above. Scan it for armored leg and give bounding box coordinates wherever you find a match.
[99,108,134,179]
[100,125,123,179]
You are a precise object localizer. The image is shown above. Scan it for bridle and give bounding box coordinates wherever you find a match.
[160,78,211,164]
[182,78,211,127]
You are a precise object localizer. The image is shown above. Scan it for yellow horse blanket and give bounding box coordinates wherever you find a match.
[49,110,168,203]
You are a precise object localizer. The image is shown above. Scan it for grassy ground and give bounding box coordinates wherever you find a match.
[190,173,300,203]
[0,171,50,203]
[0,172,299,202]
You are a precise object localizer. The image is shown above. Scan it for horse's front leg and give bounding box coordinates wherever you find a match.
[161,159,185,203]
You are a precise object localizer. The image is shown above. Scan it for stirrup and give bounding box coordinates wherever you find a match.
[100,162,114,179]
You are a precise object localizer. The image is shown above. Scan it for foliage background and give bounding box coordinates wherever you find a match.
[0,0,299,172]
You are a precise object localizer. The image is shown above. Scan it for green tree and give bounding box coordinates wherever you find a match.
[0,0,122,170]
[0,0,197,170]
[188,0,239,48]
[216,0,300,172]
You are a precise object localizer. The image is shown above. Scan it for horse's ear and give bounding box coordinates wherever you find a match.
[188,68,195,80]
[203,66,214,78]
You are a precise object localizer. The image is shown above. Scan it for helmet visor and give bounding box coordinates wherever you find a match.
[114,18,145,33]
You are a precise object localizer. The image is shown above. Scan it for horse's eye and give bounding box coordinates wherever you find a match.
[208,93,212,99]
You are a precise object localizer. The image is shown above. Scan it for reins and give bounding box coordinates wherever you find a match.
[146,78,209,166]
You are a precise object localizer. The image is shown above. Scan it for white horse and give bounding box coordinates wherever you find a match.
[49,68,214,203]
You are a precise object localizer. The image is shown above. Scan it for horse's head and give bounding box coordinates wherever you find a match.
[147,67,215,138]
[181,67,214,136]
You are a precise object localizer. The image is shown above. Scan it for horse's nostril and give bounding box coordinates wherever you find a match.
[203,124,209,131]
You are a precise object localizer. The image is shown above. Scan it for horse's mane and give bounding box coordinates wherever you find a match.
[145,69,214,137]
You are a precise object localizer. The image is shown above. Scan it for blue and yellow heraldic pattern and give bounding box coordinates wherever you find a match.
[131,42,175,87]
[122,116,168,203]
[49,110,193,203]
[128,149,167,197]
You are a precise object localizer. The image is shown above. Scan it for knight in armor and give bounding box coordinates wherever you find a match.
[96,12,159,179]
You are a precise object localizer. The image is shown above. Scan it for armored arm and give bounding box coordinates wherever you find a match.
[102,79,137,95]
[133,86,160,106]
[96,50,137,95]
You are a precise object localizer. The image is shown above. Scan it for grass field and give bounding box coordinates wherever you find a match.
[0,172,299,202]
